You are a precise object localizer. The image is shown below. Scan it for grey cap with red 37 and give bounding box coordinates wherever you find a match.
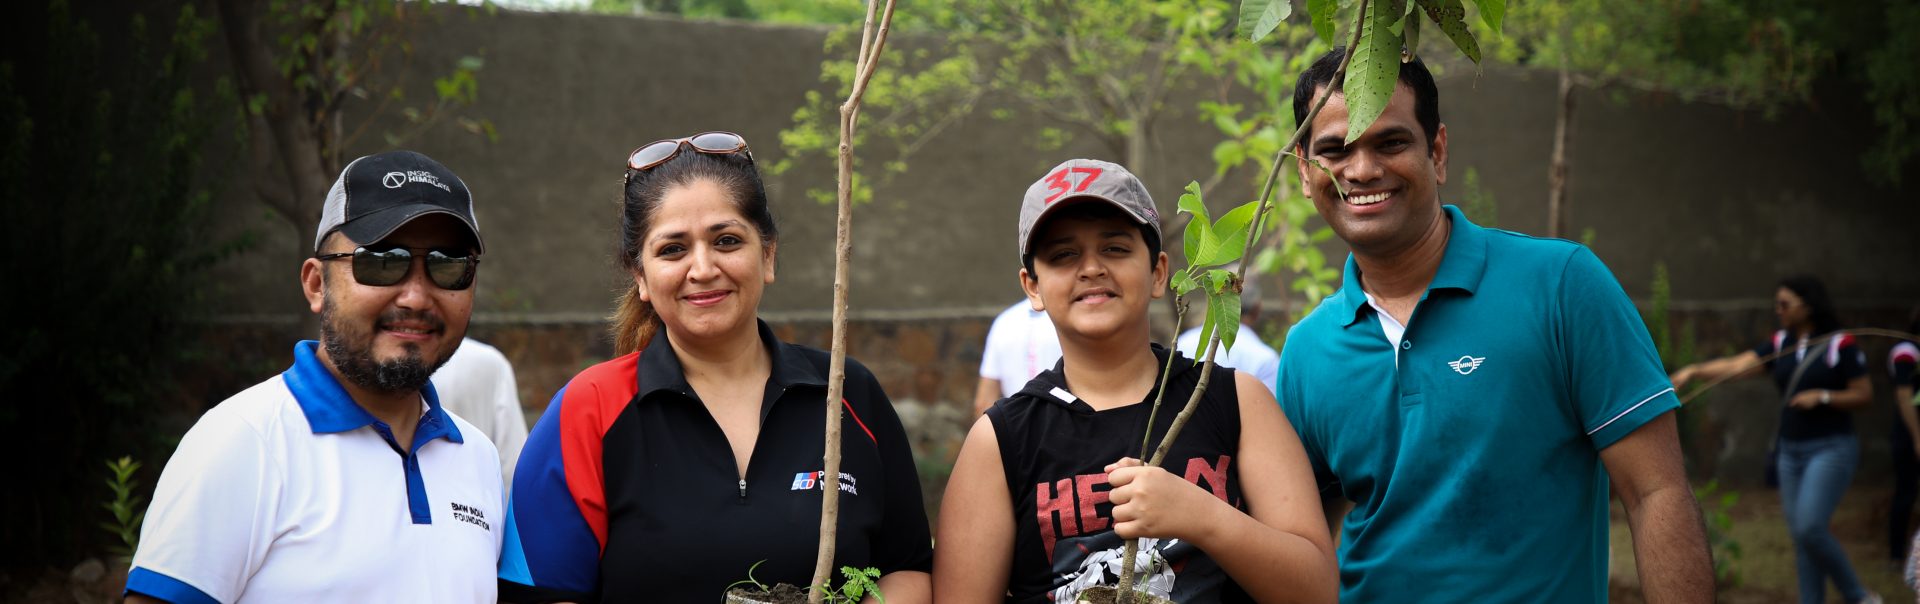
[313,150,483,254]
[1017,158,1161,259]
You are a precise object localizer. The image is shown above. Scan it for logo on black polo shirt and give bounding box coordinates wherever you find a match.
[450,502,489,530]
[791,471,859,496]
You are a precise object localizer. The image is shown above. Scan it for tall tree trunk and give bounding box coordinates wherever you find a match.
[811,1,897,601]
[218,0,337,337]
[1546,66,1574,239]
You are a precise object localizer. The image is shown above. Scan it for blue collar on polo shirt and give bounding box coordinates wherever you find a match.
[1330,204,1490,328]
[282,340,464,524]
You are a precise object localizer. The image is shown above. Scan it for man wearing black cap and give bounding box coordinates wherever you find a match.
[126,151,504,603]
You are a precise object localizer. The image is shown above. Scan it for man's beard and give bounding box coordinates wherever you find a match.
[319,295,451,394]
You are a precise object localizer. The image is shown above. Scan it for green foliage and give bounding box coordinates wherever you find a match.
[779,0,1245,203]
[1242,0,1494,151]
[1695,480,1744,587]
[1486,0,1824,123]
[1856,2,1920,183]
[1,0,246,565]
[1170,184,1253,356]
[827,566,884,604]
[1455,166,1496,227]
[266,0,496,160]
[1197,27,1335,320]
[1238,0,1291,42]
[100,457,146,562]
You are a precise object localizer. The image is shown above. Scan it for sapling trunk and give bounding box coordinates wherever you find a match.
[1110,2,1368,599]
[811,1,899,602]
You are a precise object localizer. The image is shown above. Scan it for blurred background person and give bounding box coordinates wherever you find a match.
[1887,309,1919,568]
[973,298,1062,415]
[432,337,528,485]
[1672,276,1877,604]
[1174,264,1279,397]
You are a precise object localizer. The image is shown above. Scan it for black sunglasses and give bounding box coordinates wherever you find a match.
[626,131,752,173]
[315,246,479,291]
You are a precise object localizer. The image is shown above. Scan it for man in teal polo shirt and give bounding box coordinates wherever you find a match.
[1275,48,1714,602]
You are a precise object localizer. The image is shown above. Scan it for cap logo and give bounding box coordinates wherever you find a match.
[1041,166,1105,203]
[381,170,452,193]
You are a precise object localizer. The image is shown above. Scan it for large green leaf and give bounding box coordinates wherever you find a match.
[1237,0,1292,43]
[1308,0,1338,45]
[1192,201,1258,267]
[1178,181,1209,269]
[1469,0,1504,33]
[1343,0,1405,143]
[1209,283,1243,354]
[1418,0,1479,64]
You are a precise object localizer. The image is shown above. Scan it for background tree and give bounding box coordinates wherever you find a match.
[0,0,244,567]
[214,0,493,270]
[1487,0,1828,237]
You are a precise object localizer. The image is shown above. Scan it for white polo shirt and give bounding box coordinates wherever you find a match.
[127,341,504,604]
[432,338,528,486]
[980,300,1064,398]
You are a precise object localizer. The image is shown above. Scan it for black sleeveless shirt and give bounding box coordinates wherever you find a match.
[986,345,1250,604]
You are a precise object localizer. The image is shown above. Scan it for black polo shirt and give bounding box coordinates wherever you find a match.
[1755,330,1867,441]
[499,320,932,603]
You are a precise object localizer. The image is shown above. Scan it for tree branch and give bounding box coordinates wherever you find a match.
[811,1,899,601]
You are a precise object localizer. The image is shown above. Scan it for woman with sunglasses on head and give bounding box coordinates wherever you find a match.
[498,132,933,603]
[1671,275,1879,604]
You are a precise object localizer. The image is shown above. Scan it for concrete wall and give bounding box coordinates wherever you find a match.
[193,9,1920,487]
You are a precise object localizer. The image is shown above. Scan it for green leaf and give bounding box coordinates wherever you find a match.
[1238,0,1292,43]
[1468,0,1504,33]
[1210,287,1243,353]
[1254,247,1282,274]
[1343,0,1405,143]
[1172,268,1200,297]
[1308,0,1338,44]
[1417,0,1480,64]
[1177,181,1210,223]
[1178,181,1210,269]
[1402,4,1421,58]
[1192,200,1258,267]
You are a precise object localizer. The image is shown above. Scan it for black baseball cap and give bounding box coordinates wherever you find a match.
[313,150,483,253]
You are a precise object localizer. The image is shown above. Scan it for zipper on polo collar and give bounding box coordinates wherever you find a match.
[738,478,748,503]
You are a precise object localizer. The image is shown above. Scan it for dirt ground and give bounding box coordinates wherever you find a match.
[1610,484,1917,604]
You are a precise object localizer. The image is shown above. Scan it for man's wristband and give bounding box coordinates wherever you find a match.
[1820,390,1832,405]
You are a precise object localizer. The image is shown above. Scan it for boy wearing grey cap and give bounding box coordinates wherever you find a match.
[933,159,1337,603]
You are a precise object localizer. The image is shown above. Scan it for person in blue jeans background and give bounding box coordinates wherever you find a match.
[1672,276,1879,604]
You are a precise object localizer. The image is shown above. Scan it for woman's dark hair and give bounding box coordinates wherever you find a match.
[1292,46,1441,151]
[611,148,776,355]
[1779,274,1842,336]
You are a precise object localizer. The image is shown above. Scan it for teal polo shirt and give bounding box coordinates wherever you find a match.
[1276,205,1678,603]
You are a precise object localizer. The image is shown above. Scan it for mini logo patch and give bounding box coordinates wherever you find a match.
[449,502,489,530]
[1448,355,1485,375]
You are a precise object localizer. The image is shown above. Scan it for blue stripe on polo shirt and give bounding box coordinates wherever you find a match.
[283,340,465,524]
[125,568,219,604]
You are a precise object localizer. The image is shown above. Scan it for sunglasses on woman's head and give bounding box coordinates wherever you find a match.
[626,131,752,173]
[315,246,480,290]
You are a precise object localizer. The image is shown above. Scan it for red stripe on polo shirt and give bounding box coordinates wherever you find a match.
[559,352,641,554]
